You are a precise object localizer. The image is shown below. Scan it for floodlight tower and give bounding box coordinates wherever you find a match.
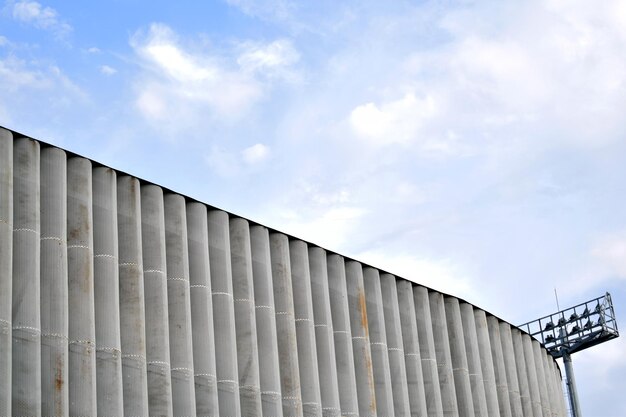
[519,292,619,417]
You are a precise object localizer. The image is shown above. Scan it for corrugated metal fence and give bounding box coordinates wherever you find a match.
[0,128,567,416]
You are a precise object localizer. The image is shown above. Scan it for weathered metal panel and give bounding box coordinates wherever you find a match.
[2,132,568,417]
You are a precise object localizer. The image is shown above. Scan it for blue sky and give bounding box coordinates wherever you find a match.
[1,0,625,414]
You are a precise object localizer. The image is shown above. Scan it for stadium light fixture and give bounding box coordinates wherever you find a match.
[519,292,619,417]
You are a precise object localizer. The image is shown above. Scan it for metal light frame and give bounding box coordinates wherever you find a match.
[519,292,619,358]
[519,292,619,417]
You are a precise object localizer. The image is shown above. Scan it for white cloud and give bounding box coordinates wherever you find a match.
[0,55,47,90]
[0,54,86,125]
[333,0,626,158]
[100,65,117,76]
[591,233,626,279]
[135,88,166,120]
[237,39,299,79]
[87,47,100,54]
[279,206,366,249]
[242,143,270,164]
[225,0,294,22]
[349,93,437,145]
[0,36,7,46]
[130,23,298,129]
[205,145,241,178]
[11,1,71,38]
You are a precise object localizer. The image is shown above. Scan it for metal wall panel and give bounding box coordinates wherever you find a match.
[1,130,567,417]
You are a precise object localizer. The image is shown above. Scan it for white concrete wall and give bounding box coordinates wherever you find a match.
[1,131,568,417]
[93,167,123,416]
[40,147,68,417]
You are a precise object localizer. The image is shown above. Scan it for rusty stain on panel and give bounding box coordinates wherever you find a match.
[358,288,369,338]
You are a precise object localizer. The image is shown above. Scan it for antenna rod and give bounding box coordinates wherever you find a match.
[554,288,560,311]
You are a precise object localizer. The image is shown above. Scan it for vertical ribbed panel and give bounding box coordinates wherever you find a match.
[429,291,458,417]
[542,350,558,417]
[487,315,511,417]
[554,360,567,417]
[444,297,474,417]
[532,340,551,417]
[208,210,241,417]
[326,254,359,417]
[12,138,41,416]
[40,147,68,417]
[549,361,560,417]
[345,261,377,417]
[2,133,570,417]
[363,267,395,417]
[290,239,323,417]
[270,233,302,417]
[0,129,11,416]
[165,194,197,417]
[93,167,123,416]
[459,303,488,417]
[380,274,411,417]
[413,286,443,417]
[543,354,559,417]
[141,185,174,416]
[229,217,262,417]
[511,328,532,416]
[499,322,522,416]
[118,176,150,416]
[473,310,500,417]
[250,225,283,417]
[396,280,428,417]
[187,202,220,417]
[521,333,543,417]
[67,157,96,416]
[309,247,341,417]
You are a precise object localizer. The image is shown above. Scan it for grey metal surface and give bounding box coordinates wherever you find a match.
[118,176,150,416]
[251,225,283,417]
[165,194,197,417]
[413,285,444,417]
[380,273,411,417]
[0,129,12,417]
[141,184,174,417]
[488,314,512,417]
[429,291,458,417]
[290,239,323,417]
[533,339,553,417]
[327,254,360,417]
[67,157,97,417]
[309,247,341,417]
[511,328,533,417]
[563,352,581,417]
[40,147,68,417]
[499,322,523,416]
[209,210,241,417]
[522,332,544,417]
[270,232,303,417]
[187,202,219,417]
[346,260,377,417]
[363,267,395,417]
[459,303,488,417]
[230,217,263,417]
[1,133,569,417]
[473,309,501,417]
[93,167,124,417]
[444,296,474,417]
[396,280,428,417]
[12,138,41,416]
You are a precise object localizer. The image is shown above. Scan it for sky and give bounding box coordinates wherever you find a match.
[1,0,625,415]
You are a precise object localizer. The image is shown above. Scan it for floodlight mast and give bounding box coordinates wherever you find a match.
[519,292,619,417]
